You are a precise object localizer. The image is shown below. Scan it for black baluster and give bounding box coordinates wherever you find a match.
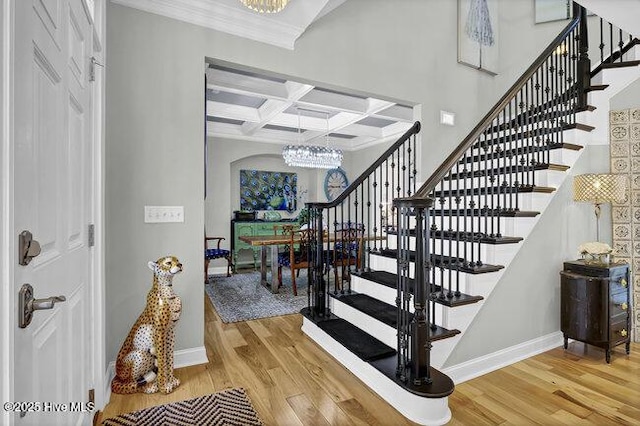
[609,22,613,63]
[619,29,624,62]
[469,138,476,267]
[599,18,604,63]
[402,141,407,197]
[447,171,454,298]
[366,175,371,271]
[412,134,417,196]
[462,152,469,268]
[373,168,378,252]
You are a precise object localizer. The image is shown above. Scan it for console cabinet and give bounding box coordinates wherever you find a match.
[560,260,631,363]
[230,220,299,269]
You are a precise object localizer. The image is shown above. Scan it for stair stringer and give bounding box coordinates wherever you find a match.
[583,45,640,144]
[437,68,638,379]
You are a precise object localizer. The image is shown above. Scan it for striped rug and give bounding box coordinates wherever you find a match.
[102,388,262,426]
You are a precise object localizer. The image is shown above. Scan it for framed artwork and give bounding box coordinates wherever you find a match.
[535,0,571,23]
[458,0,499,76]
[239,169,297,212]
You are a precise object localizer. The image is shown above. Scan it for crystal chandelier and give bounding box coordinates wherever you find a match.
[282,109,343,169]
[239,0,289,13]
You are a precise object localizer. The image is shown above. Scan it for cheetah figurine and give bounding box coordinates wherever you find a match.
[111,256,183,394]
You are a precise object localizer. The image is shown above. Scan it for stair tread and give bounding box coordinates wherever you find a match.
[474,122,593,149]
[600,60,640,70]
[369,355,455,398]
[430,208,540,218]
[315,317,396,362]
[301,308,455,398]
[586,84,608,92]
[353,270,484,307]
[446,162,569,180]
[387,229,524,245]
[433,185,555,197]
[331,292,464,338]
[461,142,582,164]
[377,249,504,274]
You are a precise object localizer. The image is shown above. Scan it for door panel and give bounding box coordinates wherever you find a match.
[14,0,94,424]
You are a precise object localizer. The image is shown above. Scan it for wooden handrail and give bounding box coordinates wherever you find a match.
[415,14,581,196]
[308,121,421,208]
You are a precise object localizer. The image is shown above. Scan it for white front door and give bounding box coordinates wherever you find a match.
[13,0,95,424]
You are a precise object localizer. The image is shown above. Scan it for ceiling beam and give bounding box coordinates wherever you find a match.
[241,81,314,135]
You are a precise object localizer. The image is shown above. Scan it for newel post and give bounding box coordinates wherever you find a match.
[574,3,591,109]
[394,196,434,385]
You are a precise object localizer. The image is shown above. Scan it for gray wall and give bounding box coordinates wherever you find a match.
[444,145,612,366]
[106,0,571,366]
[611,77,640,110]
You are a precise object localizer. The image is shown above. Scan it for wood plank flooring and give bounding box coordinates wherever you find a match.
[100,294,640,425]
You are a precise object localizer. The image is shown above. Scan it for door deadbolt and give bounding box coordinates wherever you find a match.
[18,284,66,328]
[18,230,41,266]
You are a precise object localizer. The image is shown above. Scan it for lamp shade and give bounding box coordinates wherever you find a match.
[573,174,626,204]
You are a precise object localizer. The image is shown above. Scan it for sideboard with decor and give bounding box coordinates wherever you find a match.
[231,213,299,271]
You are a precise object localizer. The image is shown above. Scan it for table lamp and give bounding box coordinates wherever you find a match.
[573,173,627,242]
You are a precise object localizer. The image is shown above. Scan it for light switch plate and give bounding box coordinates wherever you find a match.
[144,206,184,223]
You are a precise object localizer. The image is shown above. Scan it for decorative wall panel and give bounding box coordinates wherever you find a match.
[610,107,640,342]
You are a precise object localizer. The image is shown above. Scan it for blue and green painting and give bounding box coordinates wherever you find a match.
[240,169,297,212]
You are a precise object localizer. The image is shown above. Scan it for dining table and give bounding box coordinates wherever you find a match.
[239,232,385,294]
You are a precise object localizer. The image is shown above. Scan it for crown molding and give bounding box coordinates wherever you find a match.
[110,0,305,49]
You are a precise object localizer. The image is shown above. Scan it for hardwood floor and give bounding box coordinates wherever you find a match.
[100,295,640,425]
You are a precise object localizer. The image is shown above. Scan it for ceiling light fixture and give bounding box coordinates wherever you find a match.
[282,108,343,169]
[239,0,289,13]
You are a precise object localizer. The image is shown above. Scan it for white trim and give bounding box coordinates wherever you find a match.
[302,318,451,426]
[104,346,209,404]
[1,1,14,424]
[110,0,302,50]
[91,0,107,410]
[441,331,564,384]
[208,266,229,276]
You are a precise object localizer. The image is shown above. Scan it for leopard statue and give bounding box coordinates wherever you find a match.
[111,256,183,394]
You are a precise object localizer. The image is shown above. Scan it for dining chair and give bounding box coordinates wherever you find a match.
[332,223,364,290]
[204,235,233,282]
[276,229,314,296]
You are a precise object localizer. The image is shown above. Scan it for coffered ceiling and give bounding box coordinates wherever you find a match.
[205,63,416,151]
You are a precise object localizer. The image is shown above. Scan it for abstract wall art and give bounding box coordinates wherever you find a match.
[239,169,297,212]
[458,0,499,75]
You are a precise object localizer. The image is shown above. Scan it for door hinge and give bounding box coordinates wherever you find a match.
[89,56,104,82]
[88,224,95,247]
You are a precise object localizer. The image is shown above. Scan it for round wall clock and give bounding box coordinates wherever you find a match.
[324,168,349,201]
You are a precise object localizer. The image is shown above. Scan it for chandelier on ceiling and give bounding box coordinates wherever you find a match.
[282,108,343,169]
[239,0,289,13]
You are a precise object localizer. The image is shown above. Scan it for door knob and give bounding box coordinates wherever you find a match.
[18,284,66,328]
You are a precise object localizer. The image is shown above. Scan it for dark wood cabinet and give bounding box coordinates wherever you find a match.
[560,260,631,363]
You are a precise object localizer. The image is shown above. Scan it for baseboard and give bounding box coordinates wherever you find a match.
[208,266,228,276]
[173,345,209,368]
[441,331,564,384]
[103,345,208,405]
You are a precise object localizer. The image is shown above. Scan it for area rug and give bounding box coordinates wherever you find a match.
[205,270,308,323]
[102,388,262,426]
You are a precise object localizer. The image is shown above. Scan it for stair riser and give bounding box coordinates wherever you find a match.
[402,215,538,238]
[349,274,489,333]
[386,234,520,265]
[437,169,567,191]
[451,145,580,173]
[328,296,398,349]
[367,254,504,295]
[426,192,551,212]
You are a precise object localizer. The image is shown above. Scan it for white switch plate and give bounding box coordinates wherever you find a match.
[144,206,184,223]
